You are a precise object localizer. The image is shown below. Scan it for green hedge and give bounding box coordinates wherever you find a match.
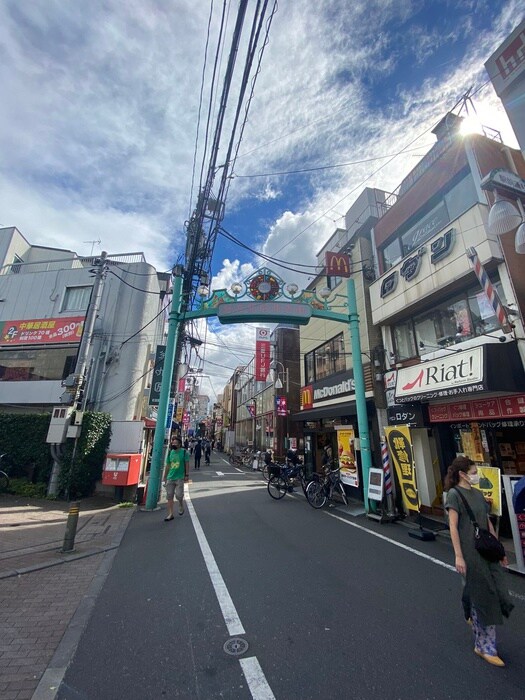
[58,412,112,499]
[0,414,53,483]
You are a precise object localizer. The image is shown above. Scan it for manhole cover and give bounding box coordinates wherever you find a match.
[223,637,249,656]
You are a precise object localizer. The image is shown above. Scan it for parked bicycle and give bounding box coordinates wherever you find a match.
[305,464,348,509]
[0,453,11,492]
[267,461,318,500]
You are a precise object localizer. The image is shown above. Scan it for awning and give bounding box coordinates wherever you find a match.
[291,401,357,422]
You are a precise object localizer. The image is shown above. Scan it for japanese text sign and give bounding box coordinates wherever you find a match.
[384,425,420,513]
[1,316,85,345]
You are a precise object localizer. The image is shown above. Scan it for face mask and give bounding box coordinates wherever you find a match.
[468,473,480,485]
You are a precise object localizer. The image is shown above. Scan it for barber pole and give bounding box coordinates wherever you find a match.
[466,247,511,332]
[381,439,393,495]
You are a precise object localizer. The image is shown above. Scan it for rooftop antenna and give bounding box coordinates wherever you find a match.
[83,239,102,256]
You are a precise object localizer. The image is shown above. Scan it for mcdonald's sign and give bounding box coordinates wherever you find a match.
[325,251,351,278]
[301,385,314,410]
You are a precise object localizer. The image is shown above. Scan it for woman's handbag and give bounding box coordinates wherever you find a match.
[453,488,505,563]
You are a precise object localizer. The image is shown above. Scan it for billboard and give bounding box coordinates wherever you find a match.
[0,316,85,345]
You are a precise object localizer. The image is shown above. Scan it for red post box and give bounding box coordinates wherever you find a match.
[102,453,142,486]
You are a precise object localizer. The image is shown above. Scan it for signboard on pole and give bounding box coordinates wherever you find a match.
[255,327,271,381]
[336,427,358,487]
[367,468,384,501]
[148,345,166,406]
[384,425,420,513]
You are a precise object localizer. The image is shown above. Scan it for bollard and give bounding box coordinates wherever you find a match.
[62,500,80,553]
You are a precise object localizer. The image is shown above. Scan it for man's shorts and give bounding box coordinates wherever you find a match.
[165,479,184,500]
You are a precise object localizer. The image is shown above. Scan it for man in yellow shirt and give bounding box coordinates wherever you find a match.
[163,435,189,521]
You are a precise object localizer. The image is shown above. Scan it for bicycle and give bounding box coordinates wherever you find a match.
[0,453,10,492]
[267,461,318,500]
[305,464,348,509]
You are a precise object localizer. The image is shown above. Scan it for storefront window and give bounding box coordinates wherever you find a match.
[392,276,506,358]
[314,333,345,380]
[414,297,472,349]
[304,351,315,384]
[393,321,417,360]
[382,238,402,271]
[0,347,77,381]
[468,281,507,335]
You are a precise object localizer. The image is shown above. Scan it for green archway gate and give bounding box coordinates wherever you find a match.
[145,267,372,511]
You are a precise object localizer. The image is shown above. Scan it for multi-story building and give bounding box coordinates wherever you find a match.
[0,226,169,424]
[292,188,389,501]
[368,113,525,510]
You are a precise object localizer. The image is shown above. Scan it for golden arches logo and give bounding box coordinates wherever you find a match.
[301,386,313,408]
[325,252,351,277]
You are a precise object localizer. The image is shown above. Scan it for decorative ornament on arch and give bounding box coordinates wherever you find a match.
[246,268,284,302]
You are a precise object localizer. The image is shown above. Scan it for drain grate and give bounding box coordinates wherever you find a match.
[223,637,249,656]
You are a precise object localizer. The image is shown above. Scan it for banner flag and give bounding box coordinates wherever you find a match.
[384,425,420,513]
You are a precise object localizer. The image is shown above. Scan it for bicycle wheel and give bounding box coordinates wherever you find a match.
[261,464,270,482]
[306,480,326,509]
[268,476,287,500]
[0,471,9,492]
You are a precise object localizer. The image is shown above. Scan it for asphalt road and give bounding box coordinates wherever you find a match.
[58,457,525,700]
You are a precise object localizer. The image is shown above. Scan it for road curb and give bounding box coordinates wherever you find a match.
[31,507,134,700]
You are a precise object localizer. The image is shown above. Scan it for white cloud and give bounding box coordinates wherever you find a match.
[0,0,522,395]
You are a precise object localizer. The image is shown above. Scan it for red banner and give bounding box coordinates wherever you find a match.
[429,394,525,422]
[255,327,271,381]
[1,316,85,345]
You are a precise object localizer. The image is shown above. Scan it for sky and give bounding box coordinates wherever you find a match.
[0,0,523,402]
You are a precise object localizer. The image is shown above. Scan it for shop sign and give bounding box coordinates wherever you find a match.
[276,396,287,416]
[395,347,484,403]
[255,327,271,381]
[429,393,525,422]
[387,403,426,427]
[1,316,85,345]
[451,420,525,429]
[473,466,502,517]
[148,345,166,406]
[367,468,385,502]
[336,427,357,487]
[384,370,397,407]
[313,372,355,402]
[380,227,456,298]
[384,425,420,513]
[325,251,352,278]
[301,385,314,410]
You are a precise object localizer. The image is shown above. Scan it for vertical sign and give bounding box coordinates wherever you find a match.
[336,427,357,487]
[255,327,271,381]
[149,345,166,406]
[276,396,287,416]
[384,425,420,513]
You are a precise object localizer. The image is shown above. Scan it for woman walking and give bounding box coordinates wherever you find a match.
[445,456,513,667]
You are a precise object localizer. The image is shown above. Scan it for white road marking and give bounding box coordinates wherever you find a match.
[326,511,457,572]
[235,467,243,473]
[216,471,224,476]
[239,657,276,700]
[186,488,245,636]
[186,487,276,699]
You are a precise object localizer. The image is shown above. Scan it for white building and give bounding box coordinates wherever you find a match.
[0,227,169,422]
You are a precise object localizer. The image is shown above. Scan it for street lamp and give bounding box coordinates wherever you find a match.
[481,169,525,254]
[267,359,289,454]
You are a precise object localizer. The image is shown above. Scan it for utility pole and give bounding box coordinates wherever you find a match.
[145,265,184,510]
[48,252,108,497]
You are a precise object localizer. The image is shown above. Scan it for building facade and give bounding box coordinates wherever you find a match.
[369,114,525,510]
[0,227,169,423]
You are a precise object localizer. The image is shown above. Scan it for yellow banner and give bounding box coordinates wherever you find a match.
[384,425,420,513]
[473,466,502,516]
[336,428,357,487]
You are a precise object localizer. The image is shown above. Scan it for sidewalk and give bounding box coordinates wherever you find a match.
[0,495,134,700]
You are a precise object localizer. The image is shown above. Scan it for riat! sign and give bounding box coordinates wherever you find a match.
[395,347,484,403]
[0,316,85,345]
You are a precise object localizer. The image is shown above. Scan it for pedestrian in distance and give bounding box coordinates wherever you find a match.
[163,435,189,521]
[445,456,514,667]
[183,438,189,450]
[322,444,333,469]
[204,441,211,465]
[194,439,202,470]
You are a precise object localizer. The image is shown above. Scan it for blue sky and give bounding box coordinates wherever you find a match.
[0,0,522,398]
